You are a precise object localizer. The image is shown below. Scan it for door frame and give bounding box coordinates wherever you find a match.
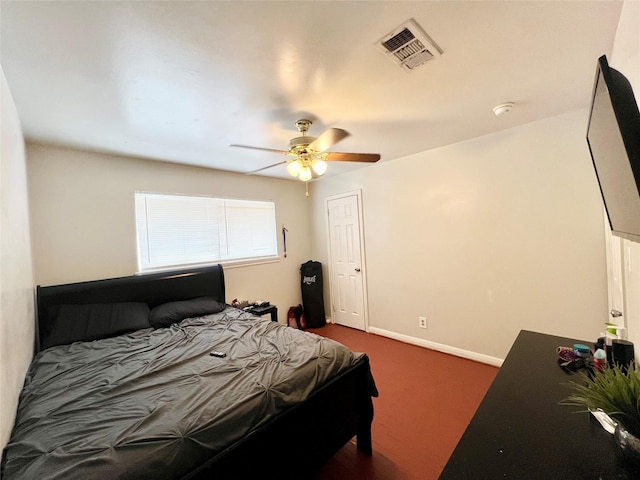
[324,189,370,332]
[604,208,625,327]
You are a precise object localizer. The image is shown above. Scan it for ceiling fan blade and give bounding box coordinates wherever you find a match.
[325,152,381,163]
[230,144,289,155]
[245,160,289,175]
[245,160,288,175]
[307,128,350,153]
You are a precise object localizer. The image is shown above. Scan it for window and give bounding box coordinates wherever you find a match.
[135,192,278,272]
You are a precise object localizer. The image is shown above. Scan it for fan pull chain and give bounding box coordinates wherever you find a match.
[306,181,309,197]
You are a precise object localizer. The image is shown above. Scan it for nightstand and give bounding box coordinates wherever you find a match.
[245,304,278,322]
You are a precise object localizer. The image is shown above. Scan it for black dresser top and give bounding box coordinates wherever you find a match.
[440,330,640,479]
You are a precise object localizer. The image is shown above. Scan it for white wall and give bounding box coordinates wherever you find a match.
[310,110,608,361]
[609,1,640,351]
[0,69,35,449]
[27,144,313,322]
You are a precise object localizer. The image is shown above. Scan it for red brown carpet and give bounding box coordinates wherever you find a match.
[308,324,498,480]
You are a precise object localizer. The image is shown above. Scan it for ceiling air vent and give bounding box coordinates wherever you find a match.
[376,19,443,71]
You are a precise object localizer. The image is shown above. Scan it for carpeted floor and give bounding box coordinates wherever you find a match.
[307,323,498,480]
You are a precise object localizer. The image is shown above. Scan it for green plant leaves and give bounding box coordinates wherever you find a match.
[561,363,640,437]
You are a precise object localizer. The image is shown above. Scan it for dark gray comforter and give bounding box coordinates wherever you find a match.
[2,307,361,479]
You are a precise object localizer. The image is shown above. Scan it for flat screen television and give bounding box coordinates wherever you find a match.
[587,55,640,243]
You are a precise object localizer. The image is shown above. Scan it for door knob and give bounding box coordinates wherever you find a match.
[610,309,623,318]
[355,268,361,272]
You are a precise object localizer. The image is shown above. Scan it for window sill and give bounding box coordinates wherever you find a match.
[136,257,281,276]
[220,257,281,269]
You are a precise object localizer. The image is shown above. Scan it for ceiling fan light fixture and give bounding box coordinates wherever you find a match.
[233,118,380,187]
[286,160,301,176]
[299,166,313,182]
[311,159,328,176]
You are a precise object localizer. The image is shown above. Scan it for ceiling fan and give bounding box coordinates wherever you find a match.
[230,119,380,182]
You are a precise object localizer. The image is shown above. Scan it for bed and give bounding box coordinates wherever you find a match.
[1,265,376,479]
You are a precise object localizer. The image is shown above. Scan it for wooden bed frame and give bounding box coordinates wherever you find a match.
[35,265,374,478]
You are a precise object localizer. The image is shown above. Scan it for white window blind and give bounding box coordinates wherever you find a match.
[135,192,277,272]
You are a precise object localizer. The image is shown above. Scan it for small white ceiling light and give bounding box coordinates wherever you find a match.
[493,102,515,116]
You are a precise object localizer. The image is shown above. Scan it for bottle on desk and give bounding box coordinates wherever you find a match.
[593,348,607,372]
[597,326,635,373]
[602,325,626,367]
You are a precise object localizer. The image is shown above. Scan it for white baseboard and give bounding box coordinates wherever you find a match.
[368,326,504,367]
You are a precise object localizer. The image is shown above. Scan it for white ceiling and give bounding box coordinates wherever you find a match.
[0,1,623,180]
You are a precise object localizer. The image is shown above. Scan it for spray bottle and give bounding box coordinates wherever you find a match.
[593,348,607,371]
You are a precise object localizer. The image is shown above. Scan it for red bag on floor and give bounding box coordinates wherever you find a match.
[287,304,306,330]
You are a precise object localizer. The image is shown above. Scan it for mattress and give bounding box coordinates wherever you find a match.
[2,307,361,479]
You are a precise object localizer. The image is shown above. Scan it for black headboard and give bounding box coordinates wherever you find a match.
[36,265,225,351]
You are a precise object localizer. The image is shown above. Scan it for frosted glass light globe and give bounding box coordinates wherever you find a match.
[311,159,328,176]
[299,166,312,182]
[286,160,301,177]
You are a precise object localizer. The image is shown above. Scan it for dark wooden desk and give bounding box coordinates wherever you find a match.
[439,330,640,479]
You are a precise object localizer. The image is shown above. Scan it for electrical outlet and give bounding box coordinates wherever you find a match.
[419,316,427,329]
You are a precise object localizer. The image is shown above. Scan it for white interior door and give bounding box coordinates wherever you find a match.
[622,240,640,351]
[604,207,640,357]
[326,192,367,331]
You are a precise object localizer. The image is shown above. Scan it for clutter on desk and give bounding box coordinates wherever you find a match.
[556,324,635,374]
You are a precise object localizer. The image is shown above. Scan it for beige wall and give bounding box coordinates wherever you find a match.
[0,69,35,449]
[28,110,610,363]
[27,144,313,322]
[310,109,608,361]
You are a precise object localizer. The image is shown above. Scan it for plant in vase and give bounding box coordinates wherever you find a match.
[562,362,640,464]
